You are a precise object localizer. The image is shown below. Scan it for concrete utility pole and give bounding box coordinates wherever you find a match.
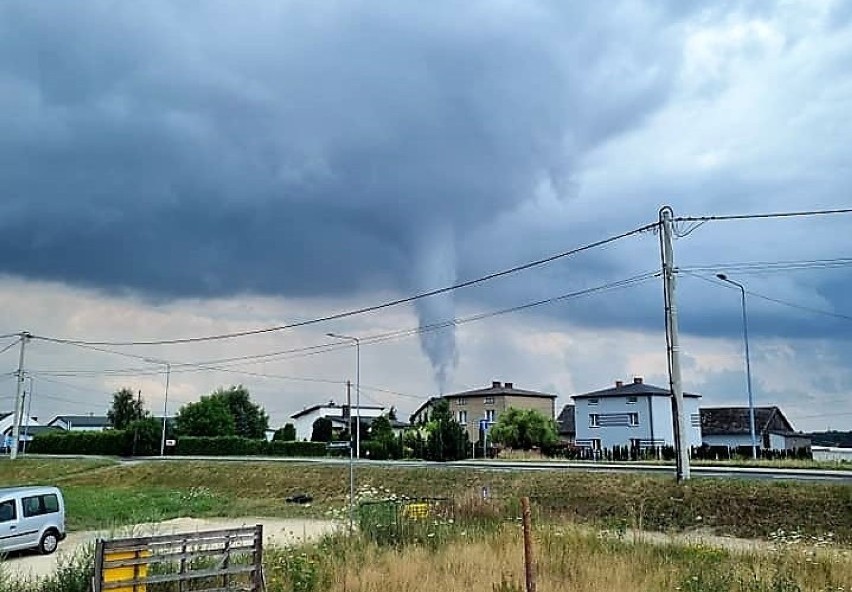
[159,363,171,457]
[659,207,691,481]
[10,332,30,460]
[346,379,355,535]
[327,333,361,458]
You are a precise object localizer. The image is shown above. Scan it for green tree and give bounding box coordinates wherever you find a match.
[489,407,558,450]
[107,388,146,430]
[209,385,269,439]
[128,417,166,456]
[273,423,297,442]
[311,417,333,442]
[175,396,236,437]
[365,415,403,460]
[425,399,470,461]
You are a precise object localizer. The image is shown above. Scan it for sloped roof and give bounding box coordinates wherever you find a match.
[557,404,575,437]
[572,380,701,400]
[49,415,110,427]
[291,403,384,420]
[700,406,798,436]
[450,382,556,399]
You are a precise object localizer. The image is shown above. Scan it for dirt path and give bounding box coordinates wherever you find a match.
[3,517,340,581]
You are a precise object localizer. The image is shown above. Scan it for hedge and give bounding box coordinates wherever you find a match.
[29,432,328,457]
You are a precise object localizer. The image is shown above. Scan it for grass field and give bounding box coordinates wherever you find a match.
[2,458,852,541]
[264,523,852,592]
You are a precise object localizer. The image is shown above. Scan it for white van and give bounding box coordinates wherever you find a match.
[0,486,66,555]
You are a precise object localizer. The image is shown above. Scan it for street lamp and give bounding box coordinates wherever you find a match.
[326,333,361,459]
[716,274,758,460]
[145,358,171,457]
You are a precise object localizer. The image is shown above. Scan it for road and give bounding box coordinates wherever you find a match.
[126,455,852,483]
[2,517,338,582]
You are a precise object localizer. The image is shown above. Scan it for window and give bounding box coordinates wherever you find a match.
[589,398,599,406]
[630,438,642,449]
[627,396,638,404]
[22,494,59,518]
[589,414,599,428]
[485,409,496,423]
[484,396,495,405]
[0,500,15,523]
[629,413,639,427]
[590,439,601,451]
[456,398,467,406]
[457,410,468,425]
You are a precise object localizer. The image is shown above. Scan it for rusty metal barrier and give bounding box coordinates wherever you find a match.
[93,525,263,592]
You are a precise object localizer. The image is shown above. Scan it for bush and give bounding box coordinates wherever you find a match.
[28,430,129,456]
[174,436,265,456]
[265,440,326,457]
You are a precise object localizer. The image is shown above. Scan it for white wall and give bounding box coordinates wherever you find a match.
[574,395,701,449]
[813,446,852,462]
[0,415,41,435]
[702,434,754,448]
[292,406,385,441]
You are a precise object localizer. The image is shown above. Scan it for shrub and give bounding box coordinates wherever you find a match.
[28,430,129,456]
[174,436,265,456]
[265,440,327,457]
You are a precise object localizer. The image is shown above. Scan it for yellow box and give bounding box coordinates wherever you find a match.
[403,502,430,520]
[103,549,151,592]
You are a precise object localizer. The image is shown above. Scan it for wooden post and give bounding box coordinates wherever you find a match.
[253,524,264,592]
[521,497,536,592]
[93,539,104,592]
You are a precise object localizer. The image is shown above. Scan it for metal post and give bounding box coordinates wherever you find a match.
[347,380,354,535]
[716,274,758,459]
[160,363,171,457]
[22,377,33,455]
[10,333,29,460]
[659,207,691,481]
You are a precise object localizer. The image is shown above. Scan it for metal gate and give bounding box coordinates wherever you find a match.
[93,525,263,591]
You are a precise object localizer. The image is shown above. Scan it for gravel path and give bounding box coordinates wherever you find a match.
[2,517,339,581]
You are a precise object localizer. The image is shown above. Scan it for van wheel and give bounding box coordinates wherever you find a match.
[39,530,60,555]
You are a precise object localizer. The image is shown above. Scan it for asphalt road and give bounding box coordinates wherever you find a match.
[125,455,852,483]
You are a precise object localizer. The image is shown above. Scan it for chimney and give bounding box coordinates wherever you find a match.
[492,381,501,389]
[615,380,623,388]
[633,377,643,385]
[504,382,513,389]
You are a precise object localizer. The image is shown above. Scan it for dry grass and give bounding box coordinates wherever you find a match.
[265,524,852,592]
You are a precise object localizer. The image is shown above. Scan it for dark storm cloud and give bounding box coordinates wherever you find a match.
[2,0,850,359]
[0,1,681,295]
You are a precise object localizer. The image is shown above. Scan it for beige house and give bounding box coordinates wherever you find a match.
[410,381,556,442]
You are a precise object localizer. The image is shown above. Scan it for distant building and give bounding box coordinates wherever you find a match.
[47,414,110,432]
[700,406,811,451]
[289,402,385,441]
[556,404,575,444]
[572,377,702,450]
[0,412,42,447]
[410,381,556,442]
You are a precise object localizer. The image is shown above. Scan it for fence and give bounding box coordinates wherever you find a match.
[93,525,263,592]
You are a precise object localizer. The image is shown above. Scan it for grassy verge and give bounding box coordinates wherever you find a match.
[3,459,852,543]
[265,522,852,592]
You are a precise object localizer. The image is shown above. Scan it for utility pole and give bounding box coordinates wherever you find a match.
[22,377,34,455]
[10,332,30,460]
[159,363,171,457]
[659,207,691,481]
[347,380,354,535]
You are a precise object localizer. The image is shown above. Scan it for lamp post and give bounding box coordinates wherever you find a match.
[716,274,758,460]
[327,333,361,458]
[145,358,171,457]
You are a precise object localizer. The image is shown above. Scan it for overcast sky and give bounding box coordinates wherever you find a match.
[1,1,850,432]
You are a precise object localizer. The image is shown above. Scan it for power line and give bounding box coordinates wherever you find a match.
[32,222,659,347]
[682,271,852,322]
[681,258,852,274]
[0,338,21,357]
[30,271,658,378]
[675,208,852,222]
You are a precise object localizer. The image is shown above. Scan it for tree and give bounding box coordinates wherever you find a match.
[175,396,236,437]
[107,388,146,430]
[128,417,165,456]
[273,423,297,442]
[425,399,470,461]
[364,415,402,460]
[209,386,269,439]
[311,417,333,442]
[489,407,558,450]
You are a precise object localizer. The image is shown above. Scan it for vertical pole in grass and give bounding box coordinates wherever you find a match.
[521,496,537,592]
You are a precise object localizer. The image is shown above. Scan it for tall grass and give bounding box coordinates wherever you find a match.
[0,544,94,592]
[265,523,852,592]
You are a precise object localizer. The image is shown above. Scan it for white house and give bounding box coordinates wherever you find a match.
[47,414,110,432]
[290,402,385,441]
[700,406,811,451]
[0,412,42,445]
[572,377,702,450]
